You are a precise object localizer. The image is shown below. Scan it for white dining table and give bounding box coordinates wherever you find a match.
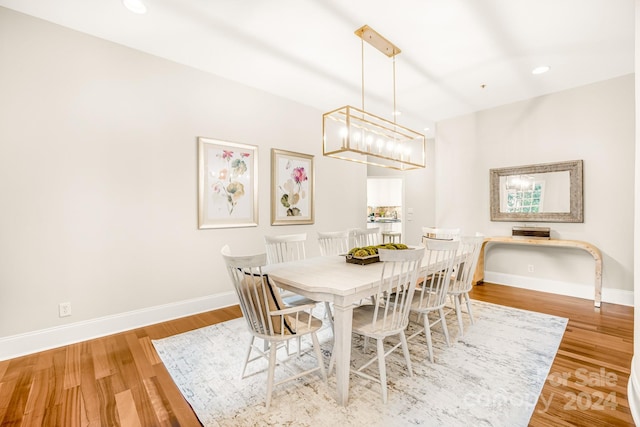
[264,251,456,406]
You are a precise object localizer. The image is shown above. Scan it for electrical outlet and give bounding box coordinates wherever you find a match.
[59,302,72,317]
[527,264,534,273]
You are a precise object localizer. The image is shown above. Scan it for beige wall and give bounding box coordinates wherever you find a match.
[437,75,635,303]
[0,8,366,341]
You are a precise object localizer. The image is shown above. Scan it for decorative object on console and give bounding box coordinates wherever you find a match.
[512,226,550,240]
[322,25,425,170]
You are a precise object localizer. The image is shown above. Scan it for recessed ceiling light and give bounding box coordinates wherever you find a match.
[532,65,550,75]
[122,0,147,14]
[392,111,402,116]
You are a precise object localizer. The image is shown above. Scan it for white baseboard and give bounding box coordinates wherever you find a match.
[0,291,238,362]
[484,271,634,307]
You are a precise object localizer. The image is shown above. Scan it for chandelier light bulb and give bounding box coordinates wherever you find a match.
[386,141,394,152]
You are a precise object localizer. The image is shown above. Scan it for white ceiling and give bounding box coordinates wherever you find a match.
[1,0,635,137]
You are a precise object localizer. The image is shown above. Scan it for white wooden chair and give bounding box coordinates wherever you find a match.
[330,247,425,403]
[421,227,462,282]
[407,239,459,363]
[264,233,333,330]
[317,230,350,256]
[421,227,460,244]
[352,227,382,247]
[446,235,484,338]
[264,233,307,264]
[221,245,327,409]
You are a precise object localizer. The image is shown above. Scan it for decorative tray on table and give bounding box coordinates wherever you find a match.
[345,243,409,265]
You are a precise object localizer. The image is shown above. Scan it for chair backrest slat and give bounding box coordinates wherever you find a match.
[368,247,425,334]
[421,227,460,245]
[317,231,350,256]
[264,233,307,264]
[221,245,292,337]
[415,239,460,311]
[352,228,382,247]
[450,235,484,294]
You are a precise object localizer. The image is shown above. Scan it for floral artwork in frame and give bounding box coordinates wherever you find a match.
[198,137,258,229]
[271,149,314,225]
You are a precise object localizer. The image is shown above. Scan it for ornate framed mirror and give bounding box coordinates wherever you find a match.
[490,160,583,222]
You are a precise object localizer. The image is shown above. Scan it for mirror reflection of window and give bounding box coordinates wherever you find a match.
[504,180,544,213]
[499,171,570,213]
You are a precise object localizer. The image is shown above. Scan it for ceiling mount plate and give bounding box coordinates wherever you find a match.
[354,25,401,57]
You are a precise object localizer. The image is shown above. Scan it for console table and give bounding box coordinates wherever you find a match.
[472,236,603,308]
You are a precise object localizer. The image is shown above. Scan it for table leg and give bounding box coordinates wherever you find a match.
[472,240,488,284]
[332,303,353,406]
[594,256,602,308]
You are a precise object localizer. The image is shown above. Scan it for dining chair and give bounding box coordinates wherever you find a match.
[317,230,350,256]
[341,247,424,403]
[264,233,307,265]
[421,227,462,280]
[352,227,382,247]
[221,245,327,409]
[407,239,459,363]
[421,227,460,244]
[446,235,484,338]
[264,233,333,330]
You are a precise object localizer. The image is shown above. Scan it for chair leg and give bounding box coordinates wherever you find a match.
[311,332,328,382]
[400,330,413,377]
[439,308,451,347]
[265,343,278,410]
[464,293,475,325]
[422,314,435,363]
[455,295,464,338]
[328,349,335,376]
[376,338,388,404]
[324,302,334,333]
[241,336,255,378]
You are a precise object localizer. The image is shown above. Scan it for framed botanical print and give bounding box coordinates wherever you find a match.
[271,149,314,225]
[198,137,258,229]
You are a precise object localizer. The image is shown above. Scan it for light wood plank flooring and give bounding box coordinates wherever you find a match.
[0,283,633,426]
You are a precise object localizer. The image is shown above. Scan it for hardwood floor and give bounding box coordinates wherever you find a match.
[0,283,634,426]
[470,284,634,427]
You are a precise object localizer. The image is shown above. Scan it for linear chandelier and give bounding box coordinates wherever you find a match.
[322,25,426,171]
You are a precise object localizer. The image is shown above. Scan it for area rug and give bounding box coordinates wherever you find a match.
[152,300,567,427]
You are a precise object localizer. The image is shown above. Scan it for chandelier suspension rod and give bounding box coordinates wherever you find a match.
[361,37,365,112]
[393,55,397,126]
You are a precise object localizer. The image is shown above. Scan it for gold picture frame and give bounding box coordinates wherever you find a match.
[198,137,258,229]
[271,149,314,225]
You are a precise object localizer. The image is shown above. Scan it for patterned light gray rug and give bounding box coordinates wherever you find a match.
[152,300,567,427]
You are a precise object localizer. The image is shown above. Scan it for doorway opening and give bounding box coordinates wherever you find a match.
[366,177,404,240]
